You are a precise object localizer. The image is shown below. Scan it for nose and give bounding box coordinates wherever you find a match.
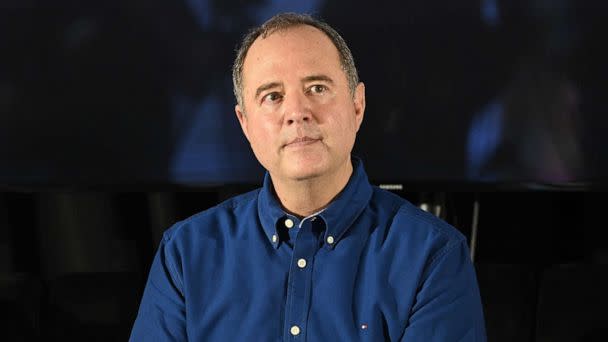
[283,91,312,125]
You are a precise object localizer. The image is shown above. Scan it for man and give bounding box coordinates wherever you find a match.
[130,13,486,341]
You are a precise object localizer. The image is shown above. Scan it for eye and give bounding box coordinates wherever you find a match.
[262,92,283,104]
[309,84,328,94]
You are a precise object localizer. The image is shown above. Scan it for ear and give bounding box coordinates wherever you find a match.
[353,82,366,131]
[235,104,250,143]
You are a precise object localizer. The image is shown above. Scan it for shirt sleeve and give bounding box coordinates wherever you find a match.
[130,234,187,342]
[400,239,487,341]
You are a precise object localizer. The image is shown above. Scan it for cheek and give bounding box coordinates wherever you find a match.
[329,109,358,134]
[339,115,359,147]
[249,119,279,147]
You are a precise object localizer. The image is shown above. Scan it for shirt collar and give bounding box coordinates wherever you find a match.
[257,156,373,249]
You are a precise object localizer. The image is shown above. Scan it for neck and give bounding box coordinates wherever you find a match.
[271,158,354,218]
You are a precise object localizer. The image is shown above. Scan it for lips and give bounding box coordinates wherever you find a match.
[284,136,321,148]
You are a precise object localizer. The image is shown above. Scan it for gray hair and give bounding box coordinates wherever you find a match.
[232,13,359,108]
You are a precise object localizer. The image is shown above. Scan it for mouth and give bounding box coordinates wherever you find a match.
[284,136,321,148]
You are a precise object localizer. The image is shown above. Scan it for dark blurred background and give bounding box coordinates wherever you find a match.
[1,0,607,341]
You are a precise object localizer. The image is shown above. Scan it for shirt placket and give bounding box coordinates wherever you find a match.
[283,219,318,341]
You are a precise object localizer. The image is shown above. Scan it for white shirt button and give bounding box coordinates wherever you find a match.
[290,325,301,336]
[326,235,335,244]
[272,234,277,243]
[297,258,307,268]
[285,218,294,228]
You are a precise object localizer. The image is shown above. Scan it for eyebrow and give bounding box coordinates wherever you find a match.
[302,74,335,85]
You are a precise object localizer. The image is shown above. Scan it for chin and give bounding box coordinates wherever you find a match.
[283,160,328,181]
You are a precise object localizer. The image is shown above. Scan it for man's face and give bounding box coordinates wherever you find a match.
[236,25,365,183]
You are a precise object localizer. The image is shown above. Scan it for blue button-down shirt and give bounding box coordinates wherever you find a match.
[130,158,486,341]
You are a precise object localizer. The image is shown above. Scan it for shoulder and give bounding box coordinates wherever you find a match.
[162,188,260,244]
[369,186,467,261]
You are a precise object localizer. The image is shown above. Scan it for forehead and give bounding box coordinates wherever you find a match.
[241,25,344,89]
